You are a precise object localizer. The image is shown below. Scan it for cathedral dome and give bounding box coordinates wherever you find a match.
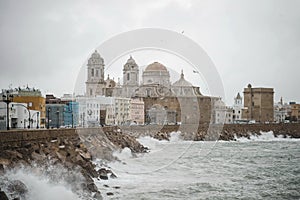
[126,56,136,65]
[91,50,101,59]
[145,62,168,72]
[172,70,192,87]
[88,50,104,65]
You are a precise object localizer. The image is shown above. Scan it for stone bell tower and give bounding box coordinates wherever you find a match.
[122,56,139,97]
[86,50,105,96]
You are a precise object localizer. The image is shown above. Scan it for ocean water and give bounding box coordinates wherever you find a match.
[98,132,300,200]
[2,132,300,200]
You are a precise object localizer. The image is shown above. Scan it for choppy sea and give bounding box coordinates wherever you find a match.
[3,132,300,200]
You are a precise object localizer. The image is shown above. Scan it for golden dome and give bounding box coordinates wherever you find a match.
[145,62,168,72]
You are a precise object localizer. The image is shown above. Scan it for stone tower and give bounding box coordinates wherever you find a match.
[86,50,105,97]
[242,84,274,122]
[122,56,139,97]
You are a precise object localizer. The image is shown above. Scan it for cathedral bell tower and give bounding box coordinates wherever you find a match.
[122,56,139,97]
[86,50,105,96]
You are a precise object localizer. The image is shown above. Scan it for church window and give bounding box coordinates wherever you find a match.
[127,73,130,80]
[91,69,94,77]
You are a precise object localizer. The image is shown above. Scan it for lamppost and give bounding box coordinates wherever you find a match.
[36,112,39,129]
[56,109,60,128]
[2,90,13,130]
[71,112,74,128]
[47,107,51,129]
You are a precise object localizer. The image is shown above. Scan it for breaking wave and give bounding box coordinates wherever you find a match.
[235,131,300,142]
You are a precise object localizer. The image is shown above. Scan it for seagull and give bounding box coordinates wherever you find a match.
[181,30,184,34]
[193,70,199,73]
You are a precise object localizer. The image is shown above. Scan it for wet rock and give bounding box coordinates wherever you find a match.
[110,172,117,179]
[87,183,98,193]
[98,168,108,180]
[93,191,103,200]
[106,192,114,196]
[7,180,28,198]
[0,190,9,200]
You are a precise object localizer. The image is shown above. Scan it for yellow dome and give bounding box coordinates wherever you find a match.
[145,62,168,72]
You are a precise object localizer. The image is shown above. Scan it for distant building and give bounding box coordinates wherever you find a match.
[84,51,223,124]
[129,98,144,125]
[242,84,274,123]
[0,102,40,130]
[232,93,243,122]
[46,104,65,128]
[114,97,131,125]
[63,101,79,127]
[290,103,300,122]
[1,87,46,128]
[213,100,233,124]
[274,98,290,123]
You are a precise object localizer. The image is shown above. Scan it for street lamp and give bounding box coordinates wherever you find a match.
[47,107,51,129]
[2,91,13,130]
[56,109,60,128]
[36,112,39,129]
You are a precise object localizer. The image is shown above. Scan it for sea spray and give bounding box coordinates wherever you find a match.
[234,131,299,142]
[0,163,96,200]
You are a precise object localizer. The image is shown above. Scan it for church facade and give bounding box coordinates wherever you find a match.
[85,50,221,125]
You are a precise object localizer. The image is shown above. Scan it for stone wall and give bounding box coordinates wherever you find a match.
[0,123,299,145]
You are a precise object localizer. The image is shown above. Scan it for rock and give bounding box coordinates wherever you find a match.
[0,191,9,200]
[98,168,108,180]
[7,180,28,198]
[0,158,11,166]
[103,184,109,188]
[106,192,114,196]
[110,173,117,179]
[87,183,98,193]
[113,186,120,189]
[93,191,103,200]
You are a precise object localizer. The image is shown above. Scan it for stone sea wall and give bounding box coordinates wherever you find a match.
[0,127,147,199]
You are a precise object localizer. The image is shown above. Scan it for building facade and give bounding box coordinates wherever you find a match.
[2,87,46,128]
[84,51,223,125]
[232,93,243,122]
[242,84,274,123]
[129,98,144,125]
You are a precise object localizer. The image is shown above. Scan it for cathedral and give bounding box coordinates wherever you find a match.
[85,50,220,125]
[86,50,203,99]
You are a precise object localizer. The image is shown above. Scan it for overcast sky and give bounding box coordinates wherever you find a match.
[0,0,299,105]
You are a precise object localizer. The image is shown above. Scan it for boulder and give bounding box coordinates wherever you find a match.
[7,180,28,198]
[0,191,9,200]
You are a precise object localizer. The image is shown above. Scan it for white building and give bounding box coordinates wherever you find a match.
[130,98,144,125]
[232,93,243,122]
[114,97,131,125]
[0,102,40,129]
[213,100,233,124]
[77,96,115,127]
[274,98,290,123]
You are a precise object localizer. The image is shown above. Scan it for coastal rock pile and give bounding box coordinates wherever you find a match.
[0,127,149,199]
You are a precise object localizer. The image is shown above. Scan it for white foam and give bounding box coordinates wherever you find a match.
[113,147,134,160]
[235,131,300,142]
[3,166,81,200]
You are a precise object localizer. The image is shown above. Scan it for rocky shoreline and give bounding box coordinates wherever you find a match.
[0,123,299,199]
[0,128,148,200]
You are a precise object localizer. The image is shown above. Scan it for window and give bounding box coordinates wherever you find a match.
[90,89,93,96]
[127,73,130,80]
[96,70,99,77]
[91,69,94,77]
